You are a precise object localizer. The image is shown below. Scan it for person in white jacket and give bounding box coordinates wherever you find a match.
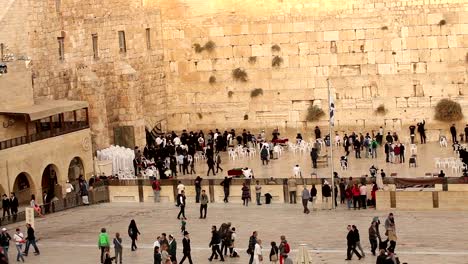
[13,228,25,262]
[254,239,263,264]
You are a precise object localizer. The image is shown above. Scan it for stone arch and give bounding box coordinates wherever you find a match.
[67,156,85,182]
[12,172,36,205]
[41,164,59,203]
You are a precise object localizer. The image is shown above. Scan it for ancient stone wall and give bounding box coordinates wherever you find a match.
[1,0,167,150]
[153,0,468,139]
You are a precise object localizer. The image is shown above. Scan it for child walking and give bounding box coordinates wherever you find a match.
[113,232,123,264]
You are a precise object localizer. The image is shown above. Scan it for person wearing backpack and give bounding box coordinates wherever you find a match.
[278,235,290,264]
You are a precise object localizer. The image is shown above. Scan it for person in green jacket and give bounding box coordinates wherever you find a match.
[98,228,110,264]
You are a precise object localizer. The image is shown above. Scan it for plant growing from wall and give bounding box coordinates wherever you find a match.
[306,105,325,122]
[374,104,388,115]
[465,53,468,63]
[381,26,388,30]
[193,43,204,53]
[248,56,257,64]
[439,19,447,26]
[204,40,216,52]
[434,99,463,122]
[232,68,248,82]
[271,44,281,52]
[209,75,216,84]
[272,56,283,68]
[244,114,249,120]
[250,88,263,98]
[228,91,234,98]
[197,113,203,119]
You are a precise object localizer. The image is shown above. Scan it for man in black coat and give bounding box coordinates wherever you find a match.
[310,148,318,169]
[220,177,231,203]
[9,193,18,221]
[345,225,361,260]
[208,226,224,262]
[409,125,416,144]
[179,231,193,264]
[2,194,10,218]
[177,191,186,220]
[417,120,426,144]
[450,124,457,143]
[247,231,257,264]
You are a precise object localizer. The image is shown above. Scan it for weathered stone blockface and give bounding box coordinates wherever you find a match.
[151,0,468,138]
[1,0,167,150]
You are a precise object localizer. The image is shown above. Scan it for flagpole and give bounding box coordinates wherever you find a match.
[327,78,336,210]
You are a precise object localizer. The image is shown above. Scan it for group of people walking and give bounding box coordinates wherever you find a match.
[0,224,40,263]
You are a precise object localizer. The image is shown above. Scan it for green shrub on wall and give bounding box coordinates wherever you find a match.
[232,68,248,82]
[272,56,283,68]
[250,88,263,98]
[434,99,463,122]
[374,104,387,115]
[306,105,325,122]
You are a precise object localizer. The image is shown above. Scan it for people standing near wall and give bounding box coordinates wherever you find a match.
[310,184,317,211]
[288,177,297,204]
[450,124,457,143]
[301,185,310,214]
[321,181,331,210]
[152,178,161,203]
[2,194,10,219]
[194,176,202,203]
[352,184,361,210]
[417,120,426,144]
[241,183,250,207]
[359,183,367,209]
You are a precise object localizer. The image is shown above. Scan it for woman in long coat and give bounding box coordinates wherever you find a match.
[128,219,141,251]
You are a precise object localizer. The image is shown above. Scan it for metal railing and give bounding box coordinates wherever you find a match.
[0,185,109,225]
[0,121,89,150]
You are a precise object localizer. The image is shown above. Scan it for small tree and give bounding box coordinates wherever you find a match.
[232,68,248,82]
[374,104,388,115]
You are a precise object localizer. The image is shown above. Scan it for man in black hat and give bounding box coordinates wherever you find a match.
[179,231,192,264]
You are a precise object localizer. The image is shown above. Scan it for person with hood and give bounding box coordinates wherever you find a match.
[322,181,332,210]
[128,219,141,251]
[345,225,361,261]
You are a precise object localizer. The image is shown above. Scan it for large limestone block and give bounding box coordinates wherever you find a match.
[323,31,339,41]
[318,54,337,66]
[209,27,224,37]
[377,63,396,75]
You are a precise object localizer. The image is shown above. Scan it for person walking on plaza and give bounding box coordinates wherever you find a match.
[24,223,39,256]
[310,184,317,211]
[128,219,141,251]
[255,180,262,205]
[194,176,202,203]
[322,181,332,210]
[450,124,457,143]
[242,183,251,206]
[152,178,161,203]
[215,152,223,173]
[301,186,310,214]
[220,176,231,203]
[98,228,110,264]
[0,228,11,261]
[113,232,123,264]
[254,239,263,264]
[345,225,361,261]
[200,190,208,219]
[269,241,279,264]
[13,228,25,263]
[208,226,224,262]
[288,177,297,204]
[207,156,216,176]
[369,221,378,256]
[179,231,192,264]
[247,231,257,264]
[177,190,187,219]
[385,213,397,252]
[168,234,177,263]
[352,225,365,257]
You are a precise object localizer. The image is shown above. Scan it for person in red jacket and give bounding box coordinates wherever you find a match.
[352,184,361,210]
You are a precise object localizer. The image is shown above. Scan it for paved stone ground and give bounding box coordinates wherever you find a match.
[186,142,460,180]
[5,202,468,264]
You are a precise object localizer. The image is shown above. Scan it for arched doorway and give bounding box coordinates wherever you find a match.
[68,157,84,182]
[13,172,34,205]
[41,164,59,204]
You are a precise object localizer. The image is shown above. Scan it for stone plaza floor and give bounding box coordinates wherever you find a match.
[186,142,459,179]
[5,202,468,264]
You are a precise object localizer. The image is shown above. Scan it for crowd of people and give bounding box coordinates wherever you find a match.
[0,223,40,263]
